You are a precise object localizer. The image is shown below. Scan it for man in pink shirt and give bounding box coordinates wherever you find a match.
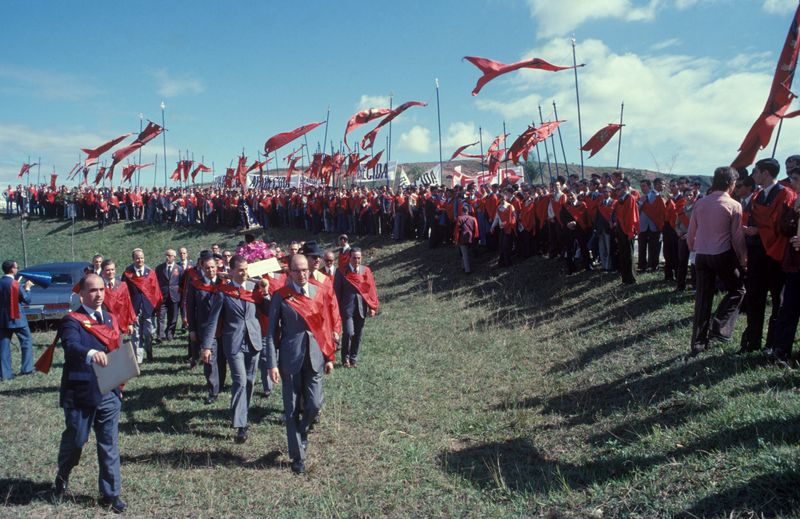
[687,167,748,356]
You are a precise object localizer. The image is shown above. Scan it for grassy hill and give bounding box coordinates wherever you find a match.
[0,215,798,517]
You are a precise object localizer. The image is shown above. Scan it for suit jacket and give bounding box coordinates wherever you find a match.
[59,307,121,409]
[123,265,157,316]
[201,280,267,356]
[0,275,30,329]
[185,275,221,335]
[155,261,184,302]
[264,282,325,375]
[334,266,367,319]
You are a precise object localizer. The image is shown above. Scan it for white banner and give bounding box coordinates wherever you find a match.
[354,161,396,183]
[415,165,441,187]
[213,173,324,190]
[451,166,524,188]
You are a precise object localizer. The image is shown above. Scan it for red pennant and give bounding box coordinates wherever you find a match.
[264,121,325,155]
[361,101,427,150]
[449,141,479,161]
[464,56,578,96]
[365,150,384,170]
[81,133,132,168]
[581,123,624,159]
[344,108,392,148]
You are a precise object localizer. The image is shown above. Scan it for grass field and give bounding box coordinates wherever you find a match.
[0,215,799,518]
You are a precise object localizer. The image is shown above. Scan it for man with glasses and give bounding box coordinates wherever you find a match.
[321,251,337,277]
[264,254,335,474]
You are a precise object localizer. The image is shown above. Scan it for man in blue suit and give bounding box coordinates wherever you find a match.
[0,259,34,380]
[54,274,126,513]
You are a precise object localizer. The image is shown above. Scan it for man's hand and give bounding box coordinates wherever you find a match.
[127,324,134,334]
[24,280,34,291]
[269,367,280,384]
[200,348,212,364]
[324,361,334,374]
[743,226,759,237]
[566,221,577,230]
[368,308,376,318]
[92,351,109,367]
[189,331,197,342]
[332,331,340,342]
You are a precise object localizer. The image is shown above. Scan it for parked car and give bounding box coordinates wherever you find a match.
[18,262,87,324]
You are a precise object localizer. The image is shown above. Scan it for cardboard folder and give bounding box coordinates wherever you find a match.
[248,257,282,277]
[92,340,140,394]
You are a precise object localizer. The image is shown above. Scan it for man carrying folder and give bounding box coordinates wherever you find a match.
[53,274,127,513]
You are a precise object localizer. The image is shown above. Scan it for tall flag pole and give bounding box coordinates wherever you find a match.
[533,119,544,183]
[37,156,41,185]
[547,110,561,178]
[553,101,570,175]
[161,101,167,187]
[537,106,553,181]
[479,126,485,173]
[772,118,784,158]
[616,102,625,169]
[387,93,394,162]
[572,37,585,180]
[137,113,144,188]
[153,153,158,188]
[27,155,31,187]
[502,121,509,180]
[435,78,444,182]
[322,106,331,163]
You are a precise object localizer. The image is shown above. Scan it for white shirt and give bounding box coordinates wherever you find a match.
[82,305,105,364]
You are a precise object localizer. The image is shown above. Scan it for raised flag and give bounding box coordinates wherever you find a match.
[365,150,384,170]
[449,141,480,161]
[190,163,211,181]
[17,163,37,178]
[464,56,578,96]
[581,123,624,159]
[93,167,107,185]
[264,121,325,154]
[236,155,248,189]
[50,173,58,189]
[344,108,392,148]
[81,133,132,168]
[110,122,164,169]
[361,101,427,150]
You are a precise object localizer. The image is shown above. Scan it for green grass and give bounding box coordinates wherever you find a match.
[1,215,799,518]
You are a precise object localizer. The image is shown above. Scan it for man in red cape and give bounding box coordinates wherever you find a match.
[100,260,136,334]
[122,248,162,363]
[613,180,640,285]
[334,247,378,368]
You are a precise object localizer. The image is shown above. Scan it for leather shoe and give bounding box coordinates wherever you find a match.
[291,459,305,474]
[99,496,127,513]
[689,344,707,357]
[235,426,248,444]
[53,475,69,498]
[204,394,217,405]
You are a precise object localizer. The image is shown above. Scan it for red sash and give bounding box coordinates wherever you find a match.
[123,269,163,309]
[338,249,351,269]
[597,200,616,224]
[309,276,342,335]
[751,186,797,261]
[565,203,589,231]
[498,204,516,235]
[188,268,217,294]
[615,195,640,238]
[104,283,136,332]
[216,282,269,336]
[641,196,666,230]
[34,311,120,374]
[265,273,287,296]
[340,266,380,311]
[275,286,335,361]
[9,279,20,320]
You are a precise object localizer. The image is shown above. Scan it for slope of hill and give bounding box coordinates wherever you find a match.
[0,216,796,517]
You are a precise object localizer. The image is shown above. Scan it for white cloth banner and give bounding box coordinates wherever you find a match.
[354,161,396,183]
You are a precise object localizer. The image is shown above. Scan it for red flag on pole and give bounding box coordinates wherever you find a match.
[449,141,480,161]
[109,122,164,171]
[17,163,38,178]
[361,101,427,150]
[581,123,624,159]
[731,5,800,168]
[464,56,579,96]
[264,121,325,155]
[344,108,392,148]
[50,174,58,189]
[81,133,132,168]
[170,162,182,182]
[66,162,81,180]
[236,155,248,190]
[93,167,106,185]
[190,163,211,182]
[365,150,384,170]
[286,156,302,184]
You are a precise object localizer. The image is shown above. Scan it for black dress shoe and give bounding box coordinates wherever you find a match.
[291,459,305,474]
[53,475,69,498]
[99,496,127,513]
[235,426,248,444]
[689,344,707,357]
[204,394,217,405]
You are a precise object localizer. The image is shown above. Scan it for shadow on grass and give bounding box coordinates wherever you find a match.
[0,478,93,507]
[120,449,283,469]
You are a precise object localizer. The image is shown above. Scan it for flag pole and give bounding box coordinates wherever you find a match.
[547,111,560,178]
[37,156,41,186]
[572,36,585,180]
[161,101,168,187]
[322,106,330,163]
[435,78,444,183]
[153,153,158,188]
[137,113,144,188]
[616,101,625,169]
[553,101,570,175]
[479,126,485,174]
[387,93,393,162]
[502,120,509,183]
[27,155,31,187]
[537,106,553,181]
[772,117,784,158]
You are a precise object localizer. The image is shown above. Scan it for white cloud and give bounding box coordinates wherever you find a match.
[762,0,796,14]
[356,94,391,110]
[443,122,481,148]
[650,38,681,51]
[397,125,431,154]
[152,69,204,98]
[474,37,800,175]
[0,65,103,101]
[527,0,660,38]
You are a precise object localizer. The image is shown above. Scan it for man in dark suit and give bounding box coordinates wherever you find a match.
[201,255,268,443]
[54,274,126,513]
[264,254,335,474]
[334,247,379,368]
[155,248,183,340]
[123,248,161,363]
[0,260,34,380]
[188,253,225,404]
[177,247,192,336]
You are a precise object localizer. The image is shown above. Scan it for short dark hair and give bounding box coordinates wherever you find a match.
[741,175,756,189]
[100,259,115,269]
[711,167,738,191]
[229,255,248,270]
[755,158,780,178]
[350,247,362,255]
[1,260,16,274]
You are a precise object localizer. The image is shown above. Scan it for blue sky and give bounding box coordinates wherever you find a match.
[1,0,799,184]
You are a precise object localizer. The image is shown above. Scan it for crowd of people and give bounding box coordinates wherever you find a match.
[0,234,378,512]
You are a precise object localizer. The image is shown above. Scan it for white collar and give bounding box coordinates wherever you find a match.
[3,274,13,278]
[82,305,103,320]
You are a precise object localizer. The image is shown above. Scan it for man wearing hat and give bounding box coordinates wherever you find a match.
[740,158,797,354]
[0,260,34,380]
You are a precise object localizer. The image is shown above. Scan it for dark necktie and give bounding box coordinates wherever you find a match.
[758,189,767,204]
[94,311,103,324]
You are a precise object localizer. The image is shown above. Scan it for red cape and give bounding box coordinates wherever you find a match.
[340,266,379,312]
[123,269,163,309]
[276,286,335,362]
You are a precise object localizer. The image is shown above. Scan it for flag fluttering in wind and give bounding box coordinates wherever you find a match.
[81,133,132,168]
[66,162,81,180]
[449,141,480,161]
[236,155,249,190]
[346,153,370,176]
[109,122,164,171]
[93,167,107,185]
[731,4,800,168]
[190,163,211,182]
[171,160,193,182]
[50,174,58,189]
[224,168,234,188]
[246,157,272,174]
[361,101,427,150]
[344,108,392,148]
[286,155,302,184]
[581,123,624,159]
[17,162,38,178]
[365,150,384,170]
[264,121,325,155]
[506,121,564,164]
[121,163,153,183]
[464,56,579,96]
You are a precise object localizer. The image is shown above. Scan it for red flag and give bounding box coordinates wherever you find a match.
[449,141,480,161]
[17,163,37,178]
[365,150,384,170]
[224,167,234,188]
[344,108,392,148]
[65,162,81,180]
[487,133,508,153]
[236,155,248,190]
[286,155,302,184]
[732,5,800,168]
[106,165,114,180]
[308,153,323,178]
[190,163,211,181]
[93,167,107,185]
[121,163,153,182]
[581,123,624,159]
[361,101,427,150]
[264,121,325,154]
[464,56,578,96]
[506,127,537,165]
[81,168,89,185]
[246,158,272,174]
[109,122,164,172]
[285,144,305,161]
[346,153,370,176]
[182,160,194,181]
[170,162,182,182]
[50,174,57,189]
[81,133,132,168]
